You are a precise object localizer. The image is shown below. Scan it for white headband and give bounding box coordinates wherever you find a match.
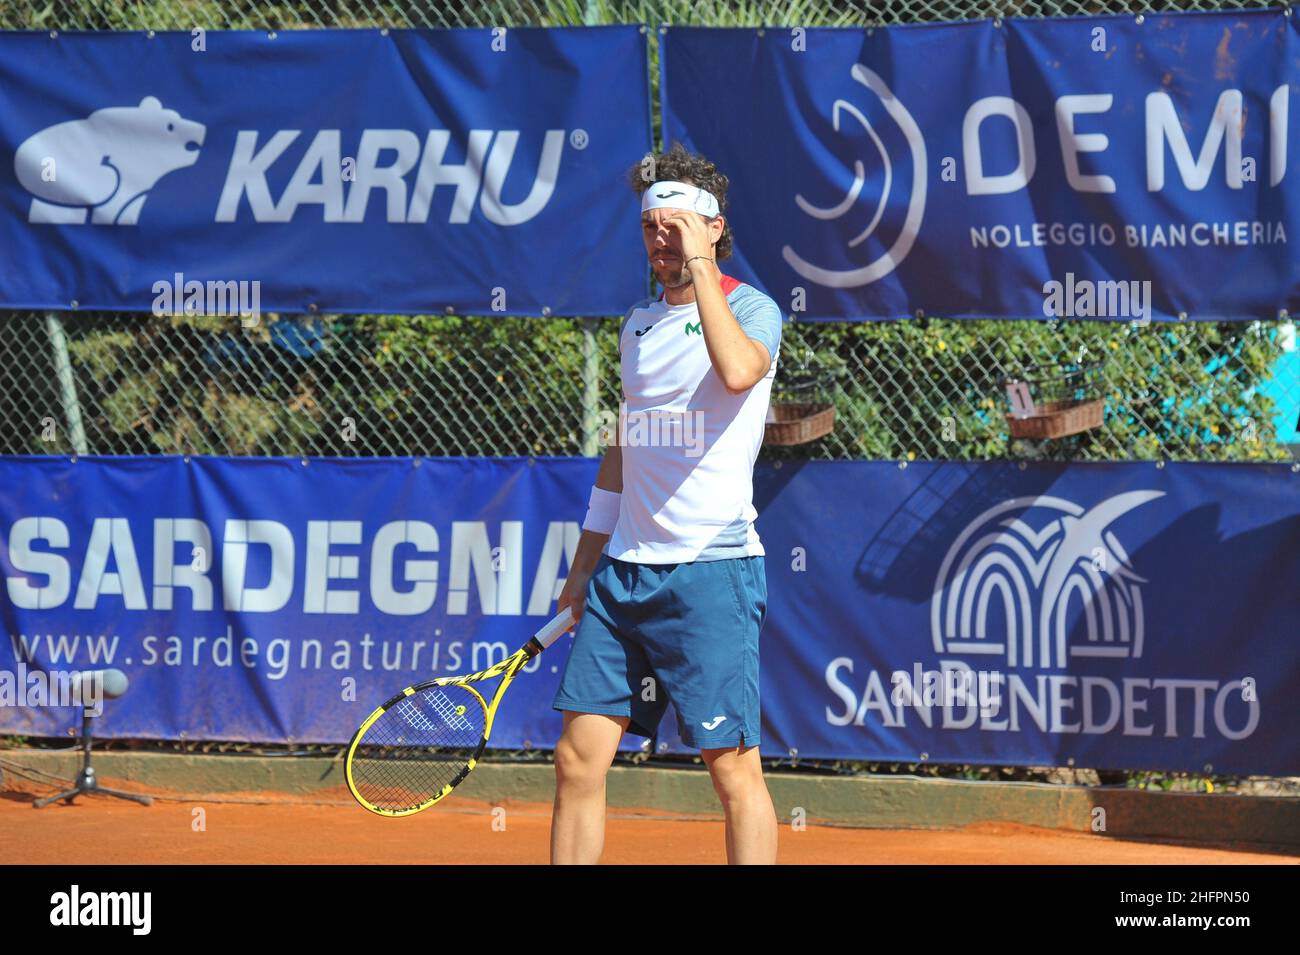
[641,180,720,219]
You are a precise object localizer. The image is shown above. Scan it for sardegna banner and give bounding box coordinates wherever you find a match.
[0,28,652,316]
[0,456,1297,775]
[662,11,1300,321]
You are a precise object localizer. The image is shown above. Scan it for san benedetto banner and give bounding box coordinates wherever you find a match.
[663,11,1300,321]
[0,456,1296,775]
[0,27,652,316]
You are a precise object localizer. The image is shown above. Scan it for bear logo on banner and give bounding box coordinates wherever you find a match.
[15,96,206,225]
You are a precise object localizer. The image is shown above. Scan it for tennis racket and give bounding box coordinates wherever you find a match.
[344,606,575,817]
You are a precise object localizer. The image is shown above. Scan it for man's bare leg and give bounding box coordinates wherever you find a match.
[551,711,629,864]
[702,744,777,864]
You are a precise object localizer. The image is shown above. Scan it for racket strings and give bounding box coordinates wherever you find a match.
[351,683,488,812]
[423,689,476,733]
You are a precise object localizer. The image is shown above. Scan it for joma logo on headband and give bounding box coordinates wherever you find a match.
[655,190,686,199]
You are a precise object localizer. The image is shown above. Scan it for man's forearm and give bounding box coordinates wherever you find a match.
[571,444,622,576]
[690,259,770,392]
[570,529,609,577]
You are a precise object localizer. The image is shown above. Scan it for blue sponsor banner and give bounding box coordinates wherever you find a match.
[0,456,601,748]
[0,456,1297,774]
[744,459,1300,775]
[0,28,651,315]
[661,12,1300,321]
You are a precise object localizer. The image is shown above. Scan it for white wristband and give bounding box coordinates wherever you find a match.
[582,486,621,535]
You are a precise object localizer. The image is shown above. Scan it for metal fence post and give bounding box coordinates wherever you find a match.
[580,318,601,456]
[579,0,604,459]
[45,312,88,455]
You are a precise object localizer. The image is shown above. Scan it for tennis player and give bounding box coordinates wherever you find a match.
[550,144,782,864]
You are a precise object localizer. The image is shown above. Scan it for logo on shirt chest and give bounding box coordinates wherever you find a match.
[623,316,711,402]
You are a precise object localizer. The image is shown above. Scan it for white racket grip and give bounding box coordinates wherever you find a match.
[534,605,576,649]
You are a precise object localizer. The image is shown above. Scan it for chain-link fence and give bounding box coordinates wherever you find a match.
[4,311,1294,461]
[1,0,1295,463]
[0,0,1280,30]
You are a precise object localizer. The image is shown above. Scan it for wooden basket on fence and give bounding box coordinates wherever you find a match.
[1002,360,1105,440]
[1005,398,1104,440]
[765,401,835,446]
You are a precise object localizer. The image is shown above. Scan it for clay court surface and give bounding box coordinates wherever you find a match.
[1,780,1295,864]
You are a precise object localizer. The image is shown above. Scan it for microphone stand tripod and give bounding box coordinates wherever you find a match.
[33,706,153,809]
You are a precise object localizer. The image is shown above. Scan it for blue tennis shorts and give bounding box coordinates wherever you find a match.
[552,553,767,749]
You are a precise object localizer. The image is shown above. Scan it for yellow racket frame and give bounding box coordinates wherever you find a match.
[344,645,533,817]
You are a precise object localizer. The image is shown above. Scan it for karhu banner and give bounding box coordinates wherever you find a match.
[0,28,652,316]
[661,12,1300,321]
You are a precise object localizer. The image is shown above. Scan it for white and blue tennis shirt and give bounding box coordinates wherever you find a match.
[605,274,783,564]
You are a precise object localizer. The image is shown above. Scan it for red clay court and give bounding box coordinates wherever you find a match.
[2,780,1295,865]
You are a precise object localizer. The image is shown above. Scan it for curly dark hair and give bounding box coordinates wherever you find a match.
[626,141,733,262]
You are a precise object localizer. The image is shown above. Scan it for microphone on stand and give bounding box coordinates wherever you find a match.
[83,668,129,699]
[33,668,153,809]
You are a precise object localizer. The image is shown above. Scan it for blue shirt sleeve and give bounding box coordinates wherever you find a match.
[728,284,783,363]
